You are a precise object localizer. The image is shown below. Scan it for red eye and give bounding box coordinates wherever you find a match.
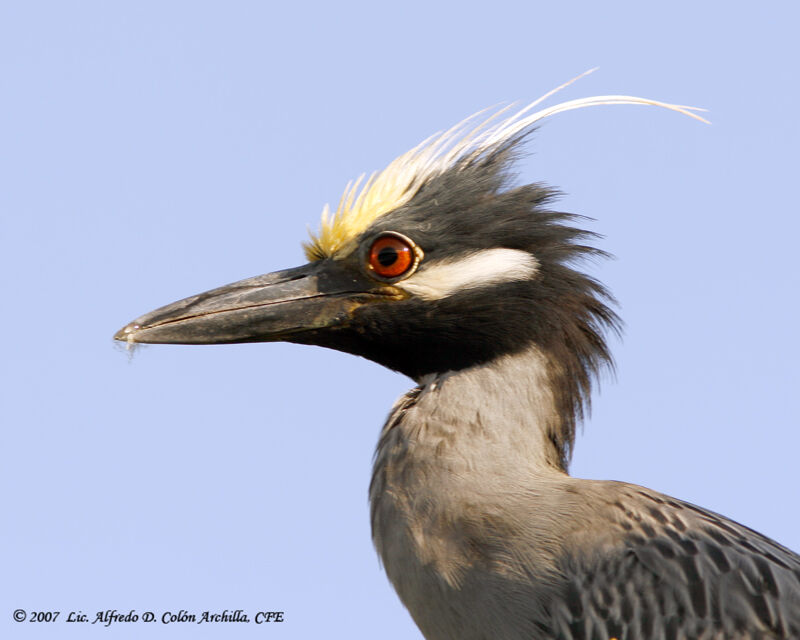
[368,233,417,278]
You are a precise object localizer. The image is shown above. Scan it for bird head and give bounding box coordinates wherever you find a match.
[116,75,705,462]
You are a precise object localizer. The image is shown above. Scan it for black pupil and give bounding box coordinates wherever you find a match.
[377,246,398,267]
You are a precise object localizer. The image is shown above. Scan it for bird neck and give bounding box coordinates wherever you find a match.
[369,345,573,588]
[375,345,571,484]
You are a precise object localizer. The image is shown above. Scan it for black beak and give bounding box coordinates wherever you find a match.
[114,260,393,345]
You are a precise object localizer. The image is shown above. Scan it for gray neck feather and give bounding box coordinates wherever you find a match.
[370,345,571,543]
[369,346,573,605]
[379,345,567,476]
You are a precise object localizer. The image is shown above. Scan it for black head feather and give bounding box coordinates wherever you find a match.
[297,140,621,469]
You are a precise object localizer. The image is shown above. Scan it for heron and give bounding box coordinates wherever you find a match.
[115,76,800,638]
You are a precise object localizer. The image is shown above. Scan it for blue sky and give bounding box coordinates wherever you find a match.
[2,2,798,638]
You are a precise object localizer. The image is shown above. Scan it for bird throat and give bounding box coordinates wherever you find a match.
[373,345,569,486]
[368,345,572,617]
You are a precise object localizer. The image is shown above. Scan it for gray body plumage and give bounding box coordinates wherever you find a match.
[371,347,800,639]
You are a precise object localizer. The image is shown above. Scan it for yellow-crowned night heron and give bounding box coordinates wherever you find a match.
[116,77,800,639]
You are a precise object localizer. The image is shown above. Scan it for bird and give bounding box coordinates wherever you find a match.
[115,75,800,639]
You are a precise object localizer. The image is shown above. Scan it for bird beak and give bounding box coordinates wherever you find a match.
[114,260,387,345]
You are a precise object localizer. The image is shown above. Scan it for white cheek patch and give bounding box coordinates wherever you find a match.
[398,248,539,300]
